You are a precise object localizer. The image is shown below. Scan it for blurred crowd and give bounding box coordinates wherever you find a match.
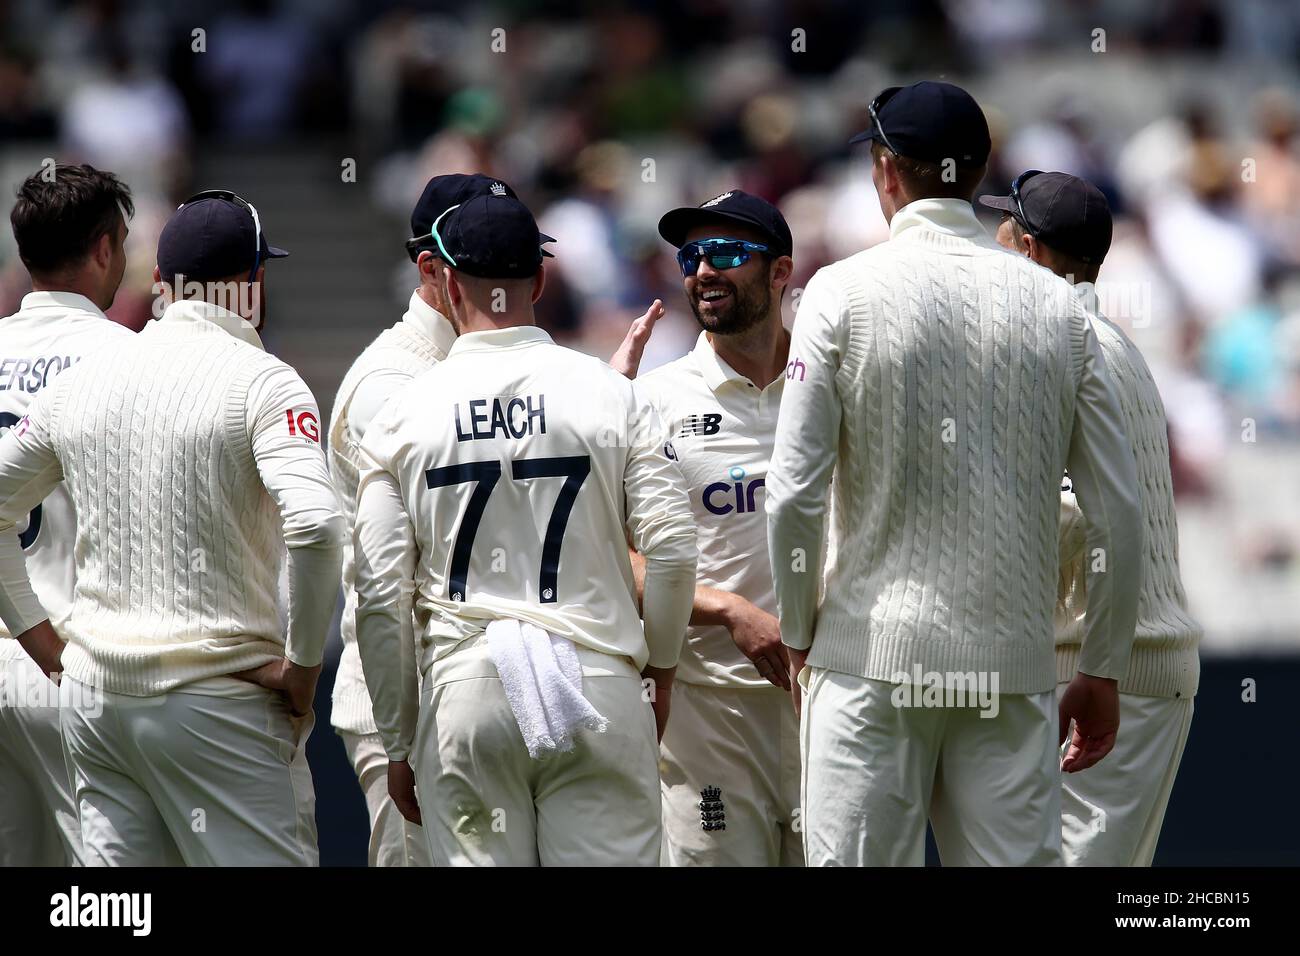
[2,0,1300,639]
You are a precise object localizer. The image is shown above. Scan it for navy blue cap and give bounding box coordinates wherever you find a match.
[435,194,555,279]
[980,171,1113,264]
[657,189,793,256]
[850,81,991,167]
[157,191,287,284]
[408,174,517,262]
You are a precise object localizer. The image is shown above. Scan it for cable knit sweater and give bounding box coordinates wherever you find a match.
[0,301,344,695]
[768,199,1144,695]
[1055,299,1201,698]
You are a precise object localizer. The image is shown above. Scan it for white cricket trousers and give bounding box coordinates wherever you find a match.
[1058,683,1193,866]
[339,729,431,867]
[801,667,1061,866]
[59,675,318,866]
[412,644,661,866]
[0,655,83,865]
[659,681,803,866]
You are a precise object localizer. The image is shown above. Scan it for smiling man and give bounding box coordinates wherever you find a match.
[633,190,804,866]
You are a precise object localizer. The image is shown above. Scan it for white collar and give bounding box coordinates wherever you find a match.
[155,299,265,351]
[691,331,753,393]
[17,290,108,320]
[889,197,1000,249]
[448,325,551,357]
[403,291,458,358]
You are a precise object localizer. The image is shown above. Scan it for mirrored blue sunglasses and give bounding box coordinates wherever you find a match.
[676,237,770,277]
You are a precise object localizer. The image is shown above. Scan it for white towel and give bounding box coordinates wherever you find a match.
[485,619,608,760]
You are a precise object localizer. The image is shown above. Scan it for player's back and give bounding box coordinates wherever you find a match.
[809,233,1094,677]
[0,293,130,643]
[365,326,676,668]
[40,303,288,658]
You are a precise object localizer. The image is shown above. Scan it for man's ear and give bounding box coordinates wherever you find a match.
[91,231,114,271]
[878,151,901,197]
[444,268,462,309]
[1023,233,1042,262]
[417,250,439,283]
[770,254,794,291]
[530,263,546,304]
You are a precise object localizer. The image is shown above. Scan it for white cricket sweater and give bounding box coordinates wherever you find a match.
[0,300,345,696]
[1055,296,1201,698]
[328,291,455,735]
[768,198,1144,695]
[0,292,131,660]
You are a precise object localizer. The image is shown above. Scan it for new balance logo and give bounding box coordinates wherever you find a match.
[677,413,721,437]
[700,785,726,831]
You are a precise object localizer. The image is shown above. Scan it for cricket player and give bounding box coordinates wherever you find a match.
[0,190,345,866]
[353,193,697,866]
[982,171,1201,866]
[0,164,135,866]
[768,81,1145,866]
[633,189,803,866]
[328,173,518,868]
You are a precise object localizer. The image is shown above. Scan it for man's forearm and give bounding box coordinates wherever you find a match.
[640,539,697,670]
[283,539,344,667]
[0,531,47,639]
[628,546,737,627]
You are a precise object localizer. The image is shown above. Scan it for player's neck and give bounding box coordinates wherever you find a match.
[708,315,789,388]
[30,272,105,311]
[455,309,535,335]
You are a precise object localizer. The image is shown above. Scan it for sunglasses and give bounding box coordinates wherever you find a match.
[1010,169,1045,237]
[676,238,770,277]
[868,87,902,155]
[178,189,263,283]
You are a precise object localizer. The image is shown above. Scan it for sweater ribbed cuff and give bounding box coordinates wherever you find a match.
[330,683,379,735]
[1056,641,1199,699]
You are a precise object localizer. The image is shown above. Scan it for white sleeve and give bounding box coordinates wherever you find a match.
[0,398,62,638]
[622,390,697,669]
[1065,316,1143,680]
[245,364,346,667]
[348,368,415,443]
[353,412,419,760]
[767,271,845,651]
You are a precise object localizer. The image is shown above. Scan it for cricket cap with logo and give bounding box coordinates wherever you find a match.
[407,173,519,262]
[657,189,793,257]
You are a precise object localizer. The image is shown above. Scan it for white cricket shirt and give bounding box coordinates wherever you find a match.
[0,292,131,659]
[638,331,783,688]
[353,324,698,761]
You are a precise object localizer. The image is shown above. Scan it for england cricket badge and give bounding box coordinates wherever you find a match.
[700,785,726,831]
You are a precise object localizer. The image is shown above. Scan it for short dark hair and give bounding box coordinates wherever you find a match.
[872,142,985,201]
[10,164,134,275]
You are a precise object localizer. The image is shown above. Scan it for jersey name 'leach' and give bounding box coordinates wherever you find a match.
[454,393,546,442]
